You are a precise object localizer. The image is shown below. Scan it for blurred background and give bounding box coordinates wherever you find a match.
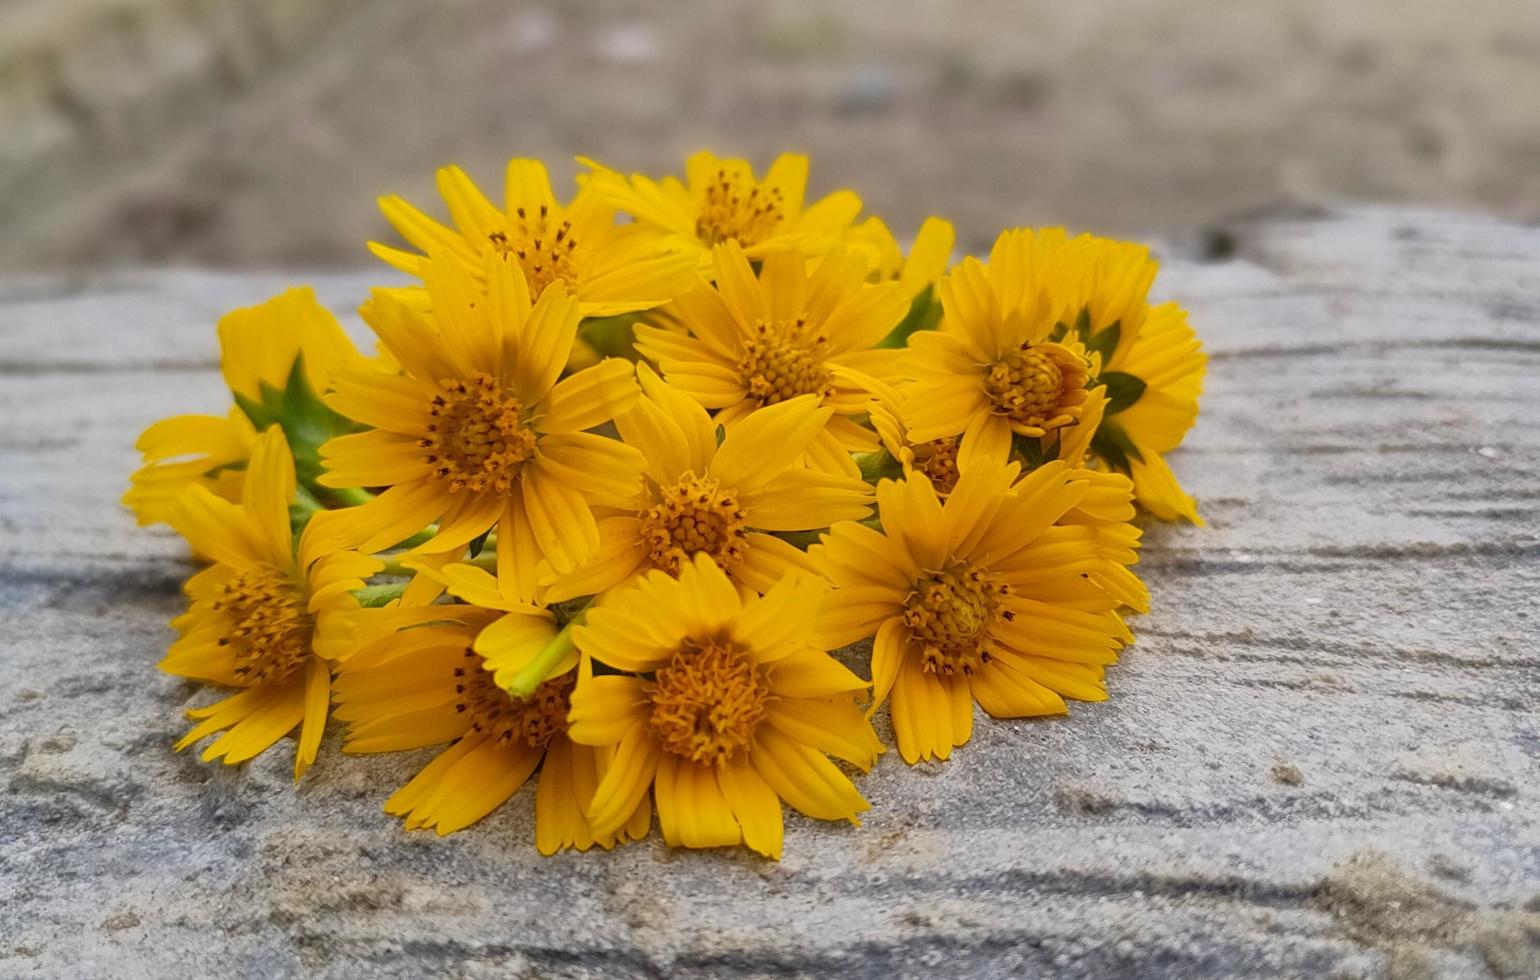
[3,0,1538,270]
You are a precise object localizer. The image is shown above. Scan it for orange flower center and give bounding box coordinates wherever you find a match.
[646,637,771,765]
[695,169,785,247]
[738,318,832,406]
[983,342,1088,434]
[639,473,750,575]
[911,438,962,495]
[455,649,574,749]
[212,566,312,684]
[488,204,583,295]
[422,372,538,495]
[902,563,1008,676]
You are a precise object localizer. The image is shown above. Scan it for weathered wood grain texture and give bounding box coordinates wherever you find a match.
[1,207,1537,979]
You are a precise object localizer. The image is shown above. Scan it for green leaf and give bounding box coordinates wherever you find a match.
[1011,431,1048,469]
[878,285,943,349]
[1085,319,1120,364]
[233,353,360,492]
[714,424,727,447]
[1099,370,1146,415]
[467,528,492,559]
[1090,420,1144,475]
[578,314,642,361]
[856,449,904,483]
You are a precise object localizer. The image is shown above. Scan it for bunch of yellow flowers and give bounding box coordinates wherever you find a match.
[127,152,1205,859]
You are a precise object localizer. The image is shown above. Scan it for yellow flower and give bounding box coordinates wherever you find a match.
[371,159,698,318]
[162,428,382,779]
[332,584,650,851]
[1052,236,1207,523]
[901,228,1206,522]
[545,365,873,601]
[863,369,1150,614]
[811,459,1129,764]
[124,287,359,526]
[124,409,257,526]
[634,242,909,473]
[860,371,1009,496]
[567,554,880,859]
[900,229,1091,449]
[317,253,646,602]
[847,216,956,298]
[1051,387,1150,613]
[583,150,866,270]
[217,286,362,407]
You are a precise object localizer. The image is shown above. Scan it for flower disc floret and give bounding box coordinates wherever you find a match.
[488,203,585,295]
[696,169,786,247]
[646,637,773,766]
[422,372,538,495]
[639,473,750,575]
[739,318,833,406]
[984,342,1088,433]
[455,646,575,749]
[213,565,312,684]
[902,563,1008,677]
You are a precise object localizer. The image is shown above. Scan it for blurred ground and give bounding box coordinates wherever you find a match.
[2,0,1539,269]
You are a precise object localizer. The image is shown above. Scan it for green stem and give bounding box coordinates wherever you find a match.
[327,486,375,508]
[773,528,826,551]
[376,551,496,578]
[504,604,590,700]
[376,557,414,578]
[856,449,903,483]
[289,485,325,530]
[353,582,408,608]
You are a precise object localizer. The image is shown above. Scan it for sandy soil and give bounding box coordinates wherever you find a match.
[2,0,1539,268]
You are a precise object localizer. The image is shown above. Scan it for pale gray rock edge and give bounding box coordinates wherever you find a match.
[0,207,1537,979]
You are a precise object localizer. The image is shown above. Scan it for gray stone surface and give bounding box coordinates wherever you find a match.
[1,207,1538,978]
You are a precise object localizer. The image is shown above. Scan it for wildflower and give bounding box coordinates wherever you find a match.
[371,159,697,318]
[1046,387,1150,613]
[635,242,909,472]
[583,150,865,270]
[124,287,359,525]
[859,371,1009,496]
[318,253,646,601]
[545,365,872,602]
[899,229,1091,453]
[333,584,649,851]
[1051,236,1206,522]
[568,554,880,859]
[811,459,1128,764]
[848,215,956,299]
[901,229,1205,522]
[162,428,382,778]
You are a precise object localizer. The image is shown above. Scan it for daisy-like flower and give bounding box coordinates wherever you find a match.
[811,459,1129,764]
[634,242,909,472]
[900,229,1092,452]
[582,150,866,270]
[1049,387,1150,614]
[124,287,359,525]
[332,585,649,851]
[862,369,1149,614]
[1050,236,1207,523]
[163,427,382,778]
[902,228,1206,522]
[847,215,956,299]
[568,554,881,859]
[858,371,1008,496]
[317,252,646,601]
[371,158,698,318]
[545,365,872,602]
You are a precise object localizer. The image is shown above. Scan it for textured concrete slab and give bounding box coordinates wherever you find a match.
[1,207,1537,978]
